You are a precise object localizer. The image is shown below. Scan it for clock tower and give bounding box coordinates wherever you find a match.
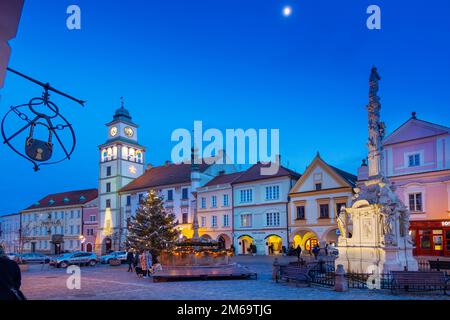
[96,98,145,254]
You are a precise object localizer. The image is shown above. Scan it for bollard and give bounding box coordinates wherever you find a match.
[334,264,348,292]
[272,258,280,281]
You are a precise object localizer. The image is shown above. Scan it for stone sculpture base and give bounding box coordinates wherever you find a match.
[336,239,418,274]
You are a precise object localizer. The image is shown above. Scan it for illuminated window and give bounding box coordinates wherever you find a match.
[241,214,252,227]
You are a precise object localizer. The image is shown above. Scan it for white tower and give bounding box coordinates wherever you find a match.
[96,98,145,254]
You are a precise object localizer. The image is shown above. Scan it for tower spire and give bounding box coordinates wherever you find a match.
[367,66,385,179]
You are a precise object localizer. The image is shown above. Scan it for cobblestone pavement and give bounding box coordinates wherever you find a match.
[21,256,450,300]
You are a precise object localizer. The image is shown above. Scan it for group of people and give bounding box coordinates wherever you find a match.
[126,249,162,278]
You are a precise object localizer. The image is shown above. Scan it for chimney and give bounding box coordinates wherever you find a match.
[165,160,171,166]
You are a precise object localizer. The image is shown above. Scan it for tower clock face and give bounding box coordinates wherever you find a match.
[110,126,118,137]
[124,127,134,137]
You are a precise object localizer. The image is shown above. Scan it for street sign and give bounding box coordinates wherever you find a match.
[0,0,25,88]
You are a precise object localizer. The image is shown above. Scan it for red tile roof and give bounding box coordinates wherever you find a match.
[23,188,98,211]
[120,162,210,193]
[232,162,301,184]
[203,172,243,187]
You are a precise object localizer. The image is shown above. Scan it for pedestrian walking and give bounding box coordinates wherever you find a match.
[0,246,26,300]
[312,244,320,259]
[126,249,134,272]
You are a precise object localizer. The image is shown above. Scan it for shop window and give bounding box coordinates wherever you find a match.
[419,230,431,249]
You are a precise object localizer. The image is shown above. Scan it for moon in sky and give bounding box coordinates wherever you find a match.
[282,5,293,17]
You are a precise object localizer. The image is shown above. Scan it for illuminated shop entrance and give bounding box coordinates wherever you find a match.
[238,235,254,255]
[265,235,283,255]
[410,221,450,257]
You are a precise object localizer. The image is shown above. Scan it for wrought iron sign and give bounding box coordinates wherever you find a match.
[1,68,85,171]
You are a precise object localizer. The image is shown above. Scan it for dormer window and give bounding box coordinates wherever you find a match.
[79,196,86,201]
[408,154,420,167]
[48,199,55,205]
[63,197,70,203]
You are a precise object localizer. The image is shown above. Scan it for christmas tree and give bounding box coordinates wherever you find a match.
[126,190,179,256]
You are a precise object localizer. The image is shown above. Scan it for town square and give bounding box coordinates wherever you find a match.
[1,0,450,306]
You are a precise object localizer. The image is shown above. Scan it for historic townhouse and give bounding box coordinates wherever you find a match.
[358,113,450,257]
[21,189,98,254]
[288,154,356,252]
[232,162,301,255]
[196,172,242,249]
[0,213,20,253]
[81,197,99,253]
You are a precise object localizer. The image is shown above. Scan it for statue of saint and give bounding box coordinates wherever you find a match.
[337,206,348,238]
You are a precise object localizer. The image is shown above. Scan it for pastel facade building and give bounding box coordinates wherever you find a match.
[81,198,99,252]
[196,172,242,248]
[381,113,450,257]
[21,189,98,254]
[118,159,236,248]
[288,154,356,252]
[232,163,300,255]
[0,213,20,253]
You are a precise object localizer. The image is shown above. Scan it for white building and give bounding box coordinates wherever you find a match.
[0,213,20,253]
[232,162,301,255]
[196,172,242,248]
[288,154,356,252]
[21,189,98,254]
[96,102,146,254]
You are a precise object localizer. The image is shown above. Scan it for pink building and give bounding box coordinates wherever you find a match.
[359,112,450,256]
[81,198,99,253]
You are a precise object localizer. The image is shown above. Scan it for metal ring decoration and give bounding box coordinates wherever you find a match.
[1,91,76,171]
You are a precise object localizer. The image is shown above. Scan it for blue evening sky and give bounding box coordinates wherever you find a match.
[1,0,449,214]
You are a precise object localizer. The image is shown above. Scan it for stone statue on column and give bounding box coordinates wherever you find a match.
[336,67,418,273]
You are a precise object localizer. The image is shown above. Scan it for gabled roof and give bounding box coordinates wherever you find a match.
[23,188,98,211]
[203,172,244,187]
[231,162,301,185]
[383,113,450,146]
[290,154,356,193]
[119,162,210,193]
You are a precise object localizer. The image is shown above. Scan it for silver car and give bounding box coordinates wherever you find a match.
[99,251,127,264]
[50,252,98,268]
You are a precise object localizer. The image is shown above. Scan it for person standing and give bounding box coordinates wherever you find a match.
[0,246,26,300]
[126,249,134,272]
[295,245,302,262]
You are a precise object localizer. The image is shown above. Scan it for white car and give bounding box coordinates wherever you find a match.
[99,251,127,264]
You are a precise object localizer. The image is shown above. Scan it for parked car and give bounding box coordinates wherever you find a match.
[7,253,20,261]
[99,251,127,264]
[49,252,98,268]
[19,252,51,264]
